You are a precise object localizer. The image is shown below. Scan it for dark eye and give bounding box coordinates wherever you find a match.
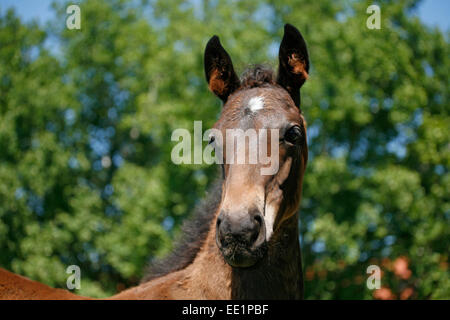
[208,135,215,145]
[284,126,302,145]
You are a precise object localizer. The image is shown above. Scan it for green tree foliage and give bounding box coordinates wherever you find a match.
[0,0,448,298]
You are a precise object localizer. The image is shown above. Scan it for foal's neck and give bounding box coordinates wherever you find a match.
[112,211,303,299]
[193,211,303,299]
[231,213,303,299]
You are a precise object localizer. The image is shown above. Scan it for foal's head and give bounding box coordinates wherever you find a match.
[204,24,309,268]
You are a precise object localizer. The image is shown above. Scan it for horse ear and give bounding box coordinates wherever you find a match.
[204,36,240,103]
[276,24,309,108]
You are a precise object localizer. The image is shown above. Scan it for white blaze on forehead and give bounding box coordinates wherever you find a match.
[248,96,264,112]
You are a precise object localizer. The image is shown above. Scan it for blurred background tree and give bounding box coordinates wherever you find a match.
[0,0,448,298]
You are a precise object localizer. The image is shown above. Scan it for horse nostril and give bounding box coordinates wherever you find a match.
[216,216,222,228]
[251,213,266,247]
[254,214,262,226]
[216,216,223,239]
[247,214,261,243]
[215,215,226,248]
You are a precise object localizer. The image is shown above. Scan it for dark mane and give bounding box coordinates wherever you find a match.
[141,178,222,283]
[239,64,276,89]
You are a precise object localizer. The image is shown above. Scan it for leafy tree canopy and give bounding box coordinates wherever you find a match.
[0,0,448,298]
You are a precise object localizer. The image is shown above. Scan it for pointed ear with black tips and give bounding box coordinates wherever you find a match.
[204,36,240,103]
[277,24,310,108]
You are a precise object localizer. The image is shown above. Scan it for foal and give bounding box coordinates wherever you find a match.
[113,23,310,299]
[0,23,309,300]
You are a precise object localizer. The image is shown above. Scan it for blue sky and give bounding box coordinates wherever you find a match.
[0,0,449,31]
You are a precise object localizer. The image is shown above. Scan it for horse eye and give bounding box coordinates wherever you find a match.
[284,126,301,145]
